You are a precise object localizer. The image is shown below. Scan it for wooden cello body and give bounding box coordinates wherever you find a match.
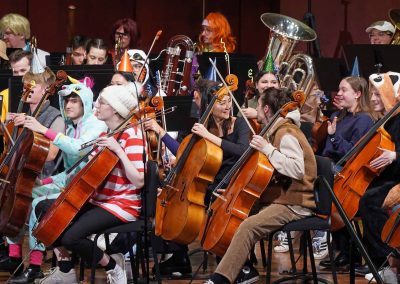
[381,207,400,249]
[200,94,304,256]
[0,71,67,237]
[331,128,395,231]
[0,132,50,236]
[200,151,273,256]
[33,148,119,246]
[155,75,238,245]
[155,134,223,244]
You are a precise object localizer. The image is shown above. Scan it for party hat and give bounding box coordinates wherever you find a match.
[117,49,133,73]
[350,56,360,77]
[31,50,45,74]
[204,57,217,81]
[263,50,275,73]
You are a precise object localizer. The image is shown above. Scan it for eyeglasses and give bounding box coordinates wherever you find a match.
[115,31,129,38]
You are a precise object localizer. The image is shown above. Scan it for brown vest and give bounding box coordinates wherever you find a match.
[261,118,317,209]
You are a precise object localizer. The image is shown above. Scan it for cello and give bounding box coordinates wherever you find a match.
[330,101,400,231]
[154,75,238,245]
[34,105,175,246]
[381,207,400,249]
[0,71,67,237]
[0,81,35,171]
[200,91,305,256]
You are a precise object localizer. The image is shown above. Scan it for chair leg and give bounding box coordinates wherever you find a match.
[260,239,267,268]
[306,231,318,284]
[126,233,136,284]
[149,232,161,284]
[301,233,308,275]
[250,246,258,265]
[266,233,273,284]
[327,232,338,284]
[79,256,85,282]
[202,250,208,272]
[91,234,100,284]
[286,231,297,274]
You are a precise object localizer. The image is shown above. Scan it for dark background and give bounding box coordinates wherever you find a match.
[2,0,398,59]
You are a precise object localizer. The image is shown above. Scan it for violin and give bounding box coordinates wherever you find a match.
[310,96,330,154]
[134,96,164,162]
[330,101,400,231]
[0,71,68,237]
[154,77,237,245]
[200,92,305,256]
[381,207,400,249]
[243,78,262,135]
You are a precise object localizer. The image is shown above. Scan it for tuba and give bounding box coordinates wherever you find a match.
[389,8,400,45]
[260,13,317,93]
[160,35,194,96]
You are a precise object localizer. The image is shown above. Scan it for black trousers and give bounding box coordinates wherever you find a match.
[37,199,126,265]
[359,180,395,266]
[59,204,125,264]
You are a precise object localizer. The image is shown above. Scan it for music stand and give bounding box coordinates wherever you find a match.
[312,57,347,116]
[0,70,12,91]
[48,65,115,101]
[8,76,29,114]
[162,96,197,132]
[313,57,347,93]
[49,64,115,74]
[342,44,400,77]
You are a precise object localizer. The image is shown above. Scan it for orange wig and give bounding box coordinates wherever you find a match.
[199,12,236,53]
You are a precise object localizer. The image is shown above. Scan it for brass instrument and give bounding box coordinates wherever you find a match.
[389,9,400,45]
[30,36,37,54]
[280,54,315,95]
[114,36,123,67]
[260,13,317,94]
[160,35,194,96]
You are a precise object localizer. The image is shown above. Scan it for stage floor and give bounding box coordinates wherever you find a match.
[0,238,382,283]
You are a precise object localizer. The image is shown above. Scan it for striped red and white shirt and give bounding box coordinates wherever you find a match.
[90,127,146,222]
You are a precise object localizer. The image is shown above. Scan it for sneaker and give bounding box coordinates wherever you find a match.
[365,266,398,284]
[235,265,259,284]
[203,281,215,284]
[36,267,78,284]
[274,231,289,253]
[312,231,329,260]
[106,253,127,284]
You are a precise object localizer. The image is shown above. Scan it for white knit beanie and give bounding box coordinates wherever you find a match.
[100,82,142,118]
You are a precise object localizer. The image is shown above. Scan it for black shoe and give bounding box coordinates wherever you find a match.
[154,253,192,276]
[355,264,370,276]
[8,268,44,283]
[234,265,259,284]
[320,253,349,268]
[0,256,23,274]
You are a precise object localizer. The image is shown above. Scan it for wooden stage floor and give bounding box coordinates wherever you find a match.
[0,239,384,283]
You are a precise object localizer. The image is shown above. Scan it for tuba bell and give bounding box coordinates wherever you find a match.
[260,13,317,93]
[160,35,195,96]
[389,8,400,45]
